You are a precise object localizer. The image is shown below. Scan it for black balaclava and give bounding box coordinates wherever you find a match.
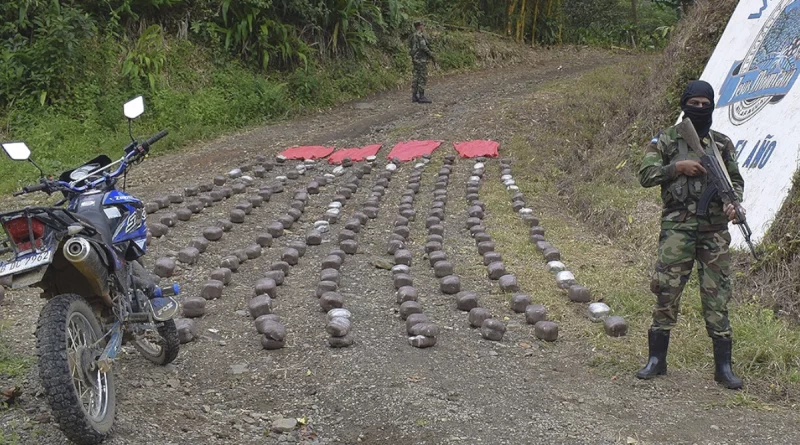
[680,80,715,137]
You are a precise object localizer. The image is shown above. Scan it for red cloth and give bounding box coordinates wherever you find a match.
[327,144,383,164]
[386,140,442,162]
[453,140,500,158]
[280,145,335,160]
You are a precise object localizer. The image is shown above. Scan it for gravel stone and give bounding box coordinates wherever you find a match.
[396,286,418,304]
[201,280,224,300]
[326,317,352,337]
[394,250,412,266]
[245,244,262,259]
[525,304,548,325]
[543,247,562,262]
[178,247,200,265]
[510,294,532,313]
[534,321,559,342]
[182,297,206,318]
[267,222,284,238]
[399,301,422,320]
[306,230,323,245]
[320,292,345,311]
[159,213,178,227]
[188,238,209,253]
[477,241,496,255]
[175,318,196,344]
[393,273,413,289]
[483,251,502,266]
[487,262,506,280]
[256,233,273,247]
[328,335,354,348]
[248,295,273,318]
[220,256,240,272]
[456,292,479,311]
[322,255,343,270]
[210,268,232,285]
[425,241,442,254]
[264,270,285,286]
[439,275,461,294]
[340,239,358,255]
[271,261,291,275]
[409,323,440,337]
[175,208,193,221]
[149,223,169,238]
[320,269,340,284]
[604,316,628,337]
[468,307,491,328]
[568,285,591,303]
[153,257,176,278]
[428,251,448,267]
[215,219,233,232]
[229,209,246,223]
[481,318,506,341]
[316,281,338,298]
[498,274,519,292]
[254,278,277,298]
[434,261,454,278]
[409,335,437,348]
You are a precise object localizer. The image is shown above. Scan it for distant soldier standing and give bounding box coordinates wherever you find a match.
[637,80,745,389]
[409,20,435,104]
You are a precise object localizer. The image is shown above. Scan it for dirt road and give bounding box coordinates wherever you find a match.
[2,48,799,445]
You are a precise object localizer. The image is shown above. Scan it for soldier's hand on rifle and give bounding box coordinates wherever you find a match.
[724,203,745,223]
[676,160,707,177]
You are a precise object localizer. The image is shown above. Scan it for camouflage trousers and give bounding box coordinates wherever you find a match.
[649,229,733,338]
[411,61,428,95]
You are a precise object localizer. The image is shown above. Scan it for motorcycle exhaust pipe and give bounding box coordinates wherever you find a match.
[63,237,111,300]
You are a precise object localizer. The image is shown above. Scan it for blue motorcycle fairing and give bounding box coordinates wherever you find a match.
[67,190,148,261]
[103,190,143,207]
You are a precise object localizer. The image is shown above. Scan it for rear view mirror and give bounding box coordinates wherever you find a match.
[123,96,145,119]
[1,142,31,161]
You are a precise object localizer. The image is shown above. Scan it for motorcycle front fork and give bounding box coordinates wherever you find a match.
[96,320,123,373]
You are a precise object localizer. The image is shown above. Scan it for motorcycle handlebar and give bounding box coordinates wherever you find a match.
[142,130,168,151]
[14,181,49,196]
[15,129,168,197]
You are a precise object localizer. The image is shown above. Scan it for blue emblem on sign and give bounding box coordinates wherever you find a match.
[717,0,800,125]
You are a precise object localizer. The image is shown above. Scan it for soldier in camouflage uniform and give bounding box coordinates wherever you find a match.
[636,80,745,389]
[409,21,435,104]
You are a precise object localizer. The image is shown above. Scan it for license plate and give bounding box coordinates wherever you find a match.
[0,249,54,277]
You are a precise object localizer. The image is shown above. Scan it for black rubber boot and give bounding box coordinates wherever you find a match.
[713,337,743,389]
[412,92,419,103]
[417,90,431,104]
[635,329,670,379]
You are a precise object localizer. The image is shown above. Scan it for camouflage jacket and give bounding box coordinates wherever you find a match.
[638,125,744,231]
[409,30,433,63]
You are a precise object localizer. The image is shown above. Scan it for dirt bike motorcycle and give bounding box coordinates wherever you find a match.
[0,97,180,444]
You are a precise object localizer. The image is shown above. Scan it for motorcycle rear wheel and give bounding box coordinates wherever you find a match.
[133,319,180,366]
[36,294,115,445]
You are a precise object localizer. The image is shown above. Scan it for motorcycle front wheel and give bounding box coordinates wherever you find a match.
[36,294,115,445]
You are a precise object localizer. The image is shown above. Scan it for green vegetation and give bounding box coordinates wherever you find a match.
[0,0,530,193]
[0,0,681,190]
[426,0,680,48]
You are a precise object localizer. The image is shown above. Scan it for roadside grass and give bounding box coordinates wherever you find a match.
[0,321,33,380]
[481,62,800,402]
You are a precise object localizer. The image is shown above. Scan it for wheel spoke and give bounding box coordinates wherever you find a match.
[64,309,111,421]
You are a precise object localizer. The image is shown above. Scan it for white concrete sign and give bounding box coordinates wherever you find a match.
[698,0,800,248]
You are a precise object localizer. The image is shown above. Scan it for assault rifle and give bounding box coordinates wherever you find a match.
[675,118,759,259]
